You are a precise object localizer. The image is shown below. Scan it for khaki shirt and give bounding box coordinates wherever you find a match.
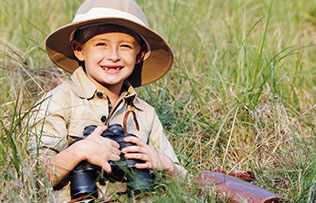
[30,66,185,202]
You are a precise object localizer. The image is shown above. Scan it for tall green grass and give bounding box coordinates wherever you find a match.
[1,0,316,202]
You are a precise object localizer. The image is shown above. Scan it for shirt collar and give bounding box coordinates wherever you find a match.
[121,81,144,111]
[71,66,96,99]
[71,66,143,110]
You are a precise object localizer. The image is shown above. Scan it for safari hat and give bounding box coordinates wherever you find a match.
[46,0,173,87]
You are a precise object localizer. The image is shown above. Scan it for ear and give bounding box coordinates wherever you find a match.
[71,40,85,61]
[136,51,145,64]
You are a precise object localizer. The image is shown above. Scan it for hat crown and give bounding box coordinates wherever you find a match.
[74,0,148,26]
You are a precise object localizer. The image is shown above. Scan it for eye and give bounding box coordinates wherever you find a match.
[120,44,132,49]
[96,42,106,47]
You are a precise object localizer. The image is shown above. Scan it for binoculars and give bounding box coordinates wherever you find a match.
[54,124,154,201]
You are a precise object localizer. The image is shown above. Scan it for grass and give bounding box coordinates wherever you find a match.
[1,0,316,202]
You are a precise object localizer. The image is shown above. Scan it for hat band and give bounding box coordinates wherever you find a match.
[73,7,147,27]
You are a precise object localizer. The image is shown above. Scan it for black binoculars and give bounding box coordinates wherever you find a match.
[54,124,154,201]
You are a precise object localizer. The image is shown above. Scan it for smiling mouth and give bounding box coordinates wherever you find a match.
[101,66,123,71]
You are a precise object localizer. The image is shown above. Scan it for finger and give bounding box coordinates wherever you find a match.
[125,153,147,161]
[135,162,151,169]
[102,162,112,174]
[109,139,120,148]
[121,145,145,154]
[94,126,108,135]
[111,148,121,155]
[111,154,121,161]
[123,136,145,146]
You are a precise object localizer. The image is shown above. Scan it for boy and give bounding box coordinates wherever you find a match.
[30,0,186,202]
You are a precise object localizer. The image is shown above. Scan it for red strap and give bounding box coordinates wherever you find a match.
[123,110,139,134]
[214,168,256,181]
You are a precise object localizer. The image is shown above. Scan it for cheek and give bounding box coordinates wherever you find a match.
[85,51,104,63]
[123,53,139,64]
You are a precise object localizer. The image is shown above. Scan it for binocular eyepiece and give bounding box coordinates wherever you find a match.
[54,124,154,201]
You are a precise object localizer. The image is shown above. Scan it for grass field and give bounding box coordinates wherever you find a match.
[1,0,316,202]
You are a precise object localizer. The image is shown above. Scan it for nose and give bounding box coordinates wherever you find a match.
[106,47,120,62]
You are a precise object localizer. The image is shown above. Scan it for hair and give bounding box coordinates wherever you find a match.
[72,24,147,54]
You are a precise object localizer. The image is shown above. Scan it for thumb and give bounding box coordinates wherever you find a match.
[93,126,108,135]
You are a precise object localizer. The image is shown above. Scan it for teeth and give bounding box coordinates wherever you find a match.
[103,67,121,70]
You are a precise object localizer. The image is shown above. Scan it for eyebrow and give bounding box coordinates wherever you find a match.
[93,37,137,44]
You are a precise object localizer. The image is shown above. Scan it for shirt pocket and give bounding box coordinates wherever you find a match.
[68,108,100,138]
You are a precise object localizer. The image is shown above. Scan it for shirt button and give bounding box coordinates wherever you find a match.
[101,115,107,123]
[96,92,103,98]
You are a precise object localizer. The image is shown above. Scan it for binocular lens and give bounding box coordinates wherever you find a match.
[70,169,99,200]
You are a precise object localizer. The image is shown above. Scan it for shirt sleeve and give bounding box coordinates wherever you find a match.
[29,89,70,160]
[148,110,187,177]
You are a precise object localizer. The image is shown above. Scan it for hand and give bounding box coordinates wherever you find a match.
[122,136,176,174]
[75,126,121,174]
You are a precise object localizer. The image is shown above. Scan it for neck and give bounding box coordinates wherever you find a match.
[87,75,123,106]
[105,88,121,107]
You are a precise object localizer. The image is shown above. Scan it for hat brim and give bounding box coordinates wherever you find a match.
[46,18,173,87]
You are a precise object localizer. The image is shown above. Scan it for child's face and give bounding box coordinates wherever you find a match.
[73,32,142,91]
